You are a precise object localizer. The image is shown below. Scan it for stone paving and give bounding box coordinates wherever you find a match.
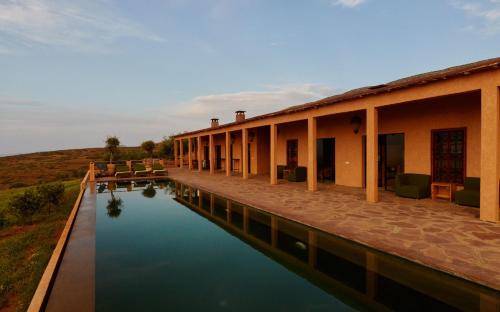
[168,168,500,291]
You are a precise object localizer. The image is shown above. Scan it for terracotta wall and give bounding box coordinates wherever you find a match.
[275,91,481,187]
[378,92,481,178]
[256,127,270,174]
[277,120,308,167]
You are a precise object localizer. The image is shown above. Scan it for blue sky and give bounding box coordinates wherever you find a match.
[1,0,500,154]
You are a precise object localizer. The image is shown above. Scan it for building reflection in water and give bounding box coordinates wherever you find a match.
[172,181,500,312]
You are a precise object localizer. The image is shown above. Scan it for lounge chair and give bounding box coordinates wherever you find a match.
[455,177,480,207]
[288,167,307,182]
[152,163,168,176]
[395,173,431,199]
[134,163,149,176]
[114,165,132,178]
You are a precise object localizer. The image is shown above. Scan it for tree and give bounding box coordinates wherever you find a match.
[38,183,65,214]
[105,136,120,163]
[106,192,123,218]
[141,140,156,158]
[9,189,43,224]
[159,136,174,159]
[142,184,157,198]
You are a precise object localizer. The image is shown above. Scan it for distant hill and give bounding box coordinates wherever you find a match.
[0,146,144,190]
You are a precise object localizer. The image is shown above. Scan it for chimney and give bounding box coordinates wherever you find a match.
[235,110,246,123]
[211,118,219,128]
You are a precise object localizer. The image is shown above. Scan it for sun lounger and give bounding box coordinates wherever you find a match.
[152,163,168,176]
[114,165,132,178]
[134,163,149,176]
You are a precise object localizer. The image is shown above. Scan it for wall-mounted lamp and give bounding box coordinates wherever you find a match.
[350,115,362,134]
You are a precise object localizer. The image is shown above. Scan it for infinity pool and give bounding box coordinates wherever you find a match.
[95,180,500,311]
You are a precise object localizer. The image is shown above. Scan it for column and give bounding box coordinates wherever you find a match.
[307,117,318,191]
[210,193,214,215]
[308,231,317,268]
[174,140,178,167]
[89,162,95,182]
[179,139,184,169]
[242,128,248,179]
[188,138,192,170]
[366,106,379,203]
[197,136,202,172]
[226,131,231,177]
[366,251,378,299]
[480,86,500,222]
[270,124,278,185]
[209,134,215,175]
[271,216,278,247]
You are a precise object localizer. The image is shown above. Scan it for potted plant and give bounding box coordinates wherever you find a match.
[105,136,120,174]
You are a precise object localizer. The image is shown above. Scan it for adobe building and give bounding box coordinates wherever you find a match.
[172,58,500,223]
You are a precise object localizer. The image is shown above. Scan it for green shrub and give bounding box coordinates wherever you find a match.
[37,183,65,214]
[8,189,43,224]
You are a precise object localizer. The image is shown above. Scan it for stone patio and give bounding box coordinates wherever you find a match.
[168,168,500,291]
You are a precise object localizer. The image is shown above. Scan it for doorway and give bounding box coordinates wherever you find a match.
[203,146,209,170]
[216,145,222,170]
[363,133,404,191]
[286,139,298,169]
[317,138,335,182]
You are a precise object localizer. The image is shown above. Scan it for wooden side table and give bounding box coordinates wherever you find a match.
[431,182,457,201]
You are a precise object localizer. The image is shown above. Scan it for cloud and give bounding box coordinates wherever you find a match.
[0,97,42,107]
[452,0,500,34]
[332,0,367,8]
[0,0,164,53]
[174,84,339,124]
[0,84,339,154]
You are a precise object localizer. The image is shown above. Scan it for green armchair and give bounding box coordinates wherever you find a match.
[395,173,431,199]
[277,165,286,179]
[288,166,307,182]
[455,177,480,207]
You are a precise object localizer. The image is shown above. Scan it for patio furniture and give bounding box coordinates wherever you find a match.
[288,167,307,182]
[95,163,108,177]
[431,182,457,201]
[114,165,131,178]
[134,163,149,177]
[455,177,480,207]
[152,163,168,176]
[277,165,286,179]
[395,173,431,199]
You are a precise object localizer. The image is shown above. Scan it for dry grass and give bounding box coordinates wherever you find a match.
[0,147,144,190]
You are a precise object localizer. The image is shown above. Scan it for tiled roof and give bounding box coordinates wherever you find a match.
[174,57,500,138]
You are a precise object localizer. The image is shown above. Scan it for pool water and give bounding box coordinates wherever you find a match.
[95,180,500,312]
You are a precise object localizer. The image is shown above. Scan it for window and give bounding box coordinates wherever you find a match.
[432,129,466,184]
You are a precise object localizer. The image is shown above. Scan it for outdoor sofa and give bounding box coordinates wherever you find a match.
[288,166,307,182]
[455,177,480,207]
[395,173,431,199]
